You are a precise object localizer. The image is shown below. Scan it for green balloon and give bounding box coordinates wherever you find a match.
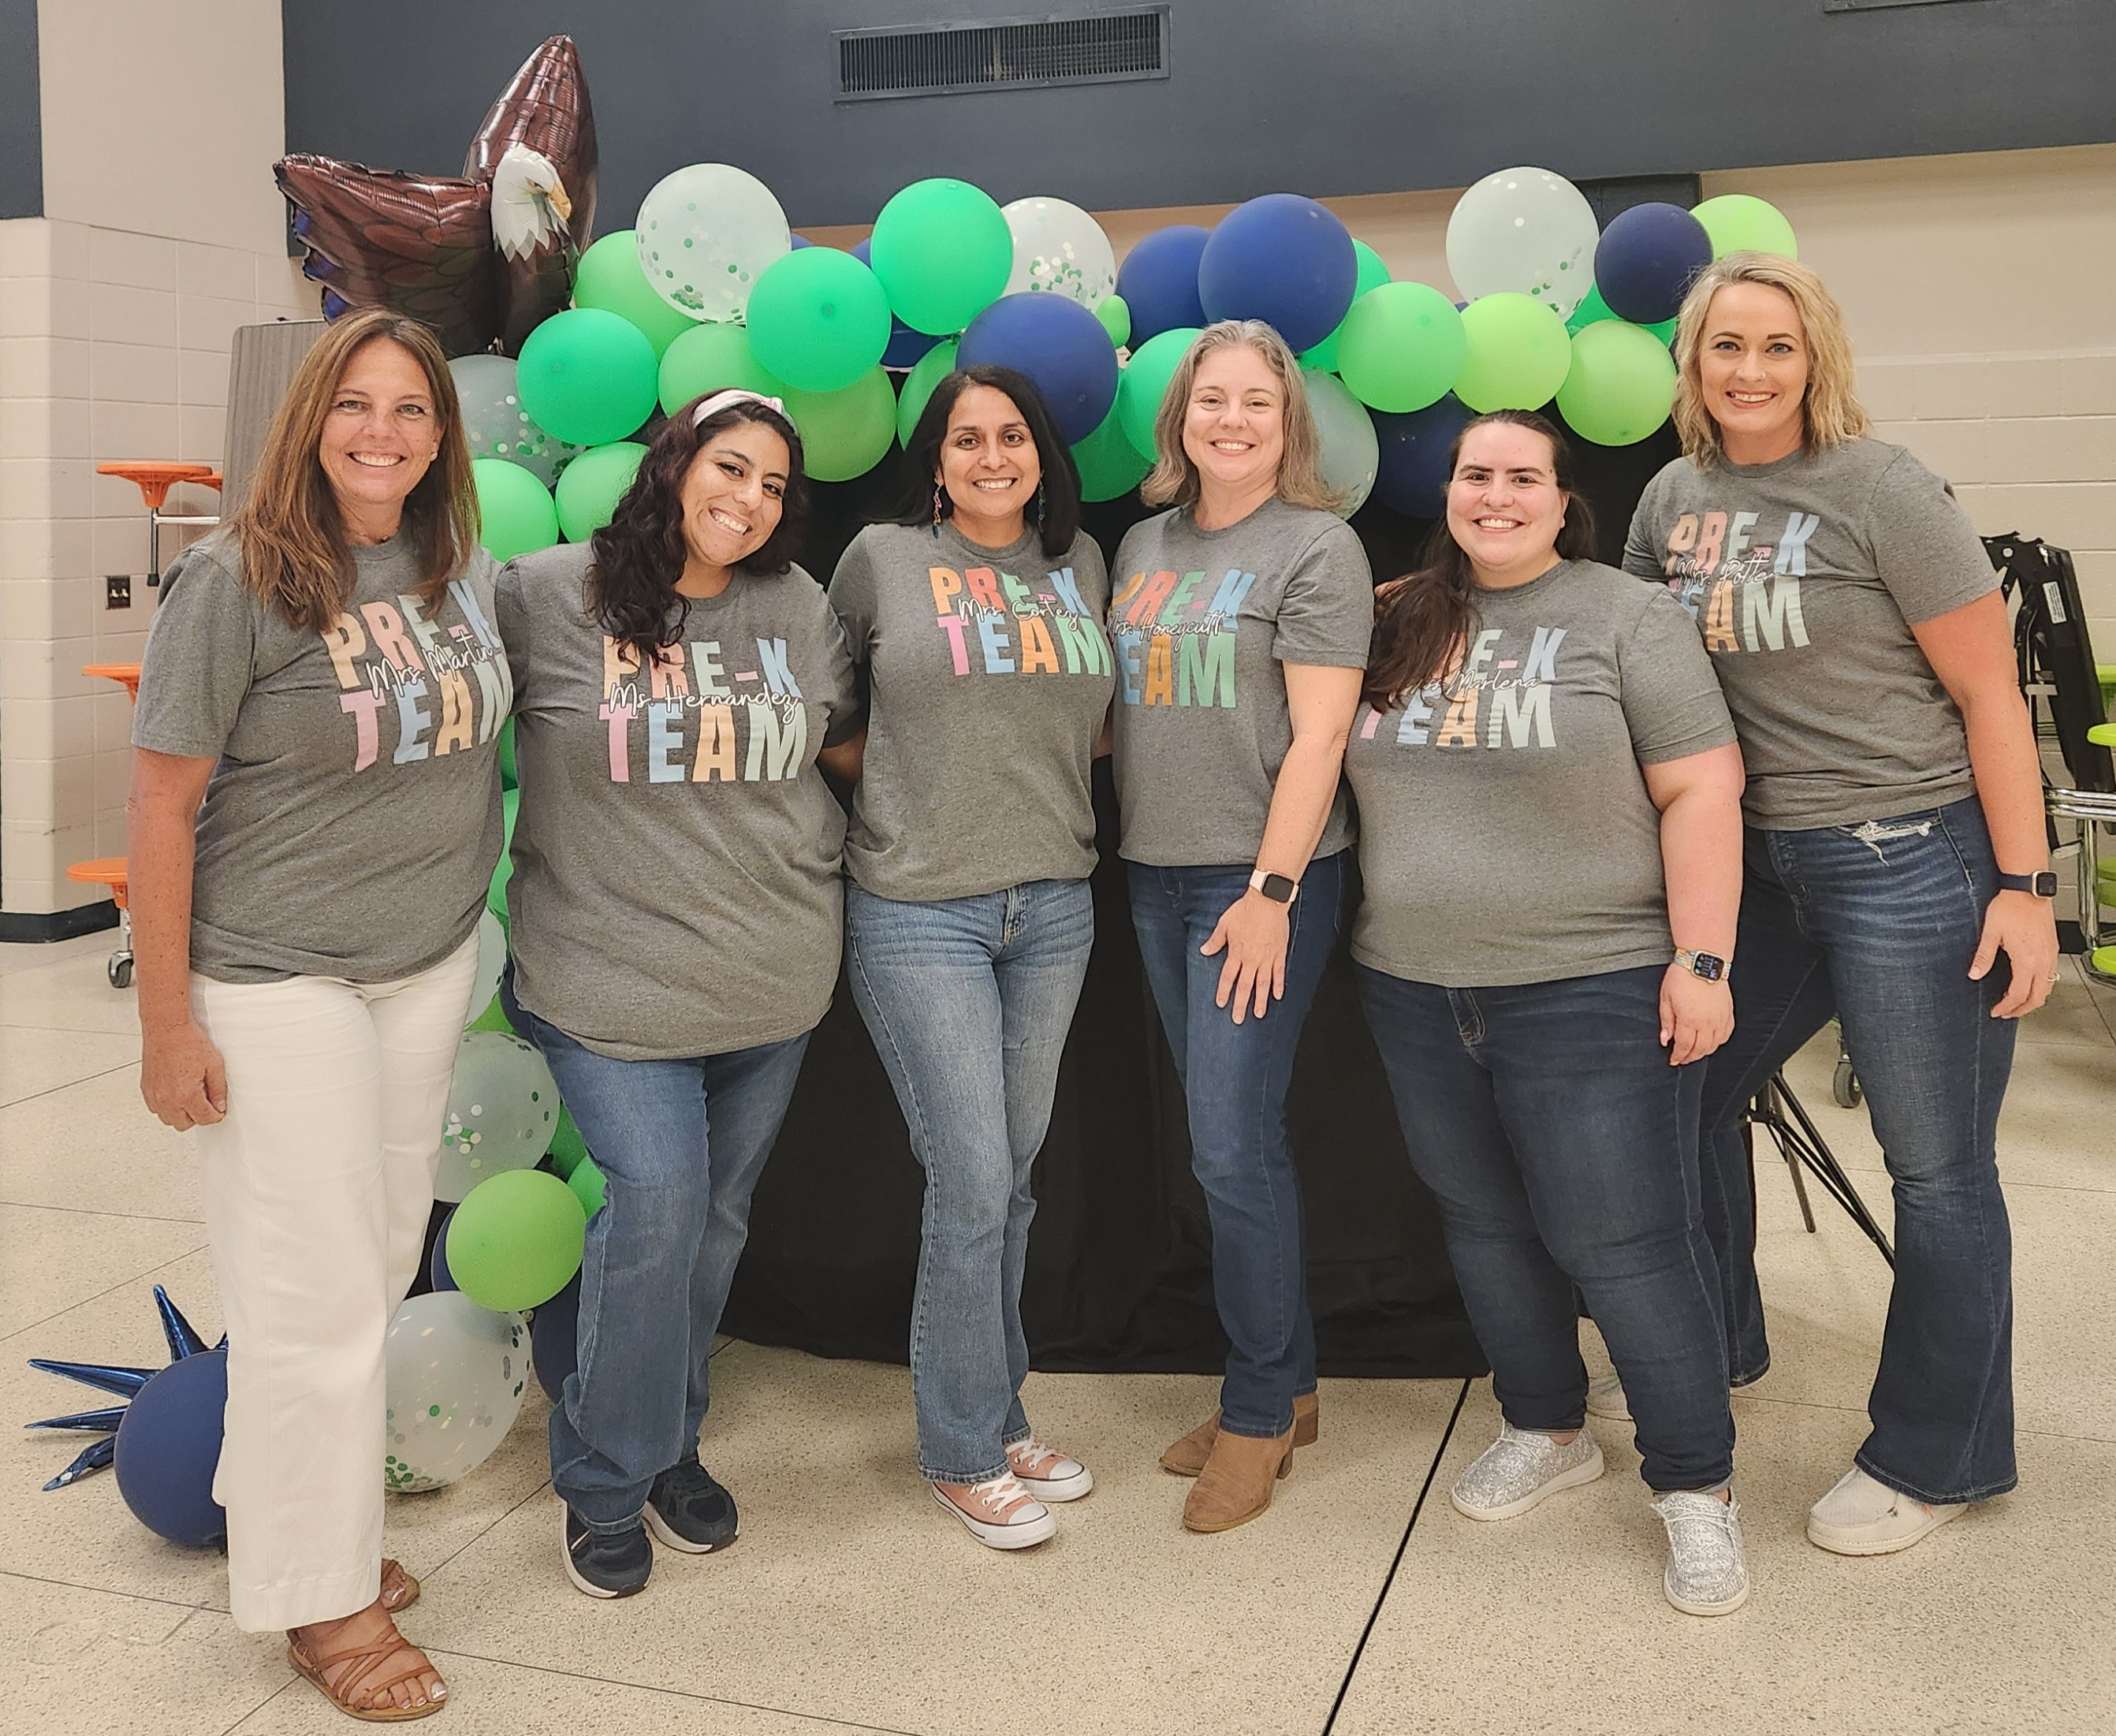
[1555,319,1678,446]
[1095,294,1132,350]
[487,786,518,926]
[870,177,1013,336]
[896,339,960,448]
[446,1169,586,1312]
[658,321,784,417]
[1299,240,1393,374]
[745,246,892,394]
[1072,400,1152,503]
[1568,284,1675,345]
[546,1105,588,1181]
[1116,326,1202,458]
[515,308,660,448]
[1454,293,1574,413]
[573,231,699,358]
[497,716,517,791]
[1336,281,1467,413]
[782,367,896,483]
[567,1154,607,1221]
[1690,194,1797,262]
[554,441,648,542]
[466,994,516,1036]
[472,459,559,562]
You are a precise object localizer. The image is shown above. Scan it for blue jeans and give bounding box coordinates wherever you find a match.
[1357,963,1734,1493]
[1127,851,1346,1440]
[501,976,810,1528]
[844,877,1094,1485]
[1697,796,2017,1504]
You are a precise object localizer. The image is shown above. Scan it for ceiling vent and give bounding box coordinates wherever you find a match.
[836,9,1169,102]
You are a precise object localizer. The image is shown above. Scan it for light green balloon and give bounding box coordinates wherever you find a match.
[1336,281,1467,413]
[1454,293,1574,413]
[745,247,892,394]
[870,177,1014,336]
[1298,240,1392,374]
[445,1170,586,1313]
[546,1106,588,1181]
[572,231,699,358]
[896,340,960,448]
[554,442,648,542]
[514,308,659,448]
[1116,326,1202,458]
[1072,400,1152,502]
[472,458,559,561]
[487,787,517,926]
[1095,294,1131,350]
[782,367,897,483]
[1567,283,1675,346]
[1690,194,1797,261]
[1555,319,1678,446]
[567,1154,606,1220]
[658,322,784,417]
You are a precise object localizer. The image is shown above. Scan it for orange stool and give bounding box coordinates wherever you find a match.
[95,461,221,583]
[70,664,147,988]
[83,662,142,704]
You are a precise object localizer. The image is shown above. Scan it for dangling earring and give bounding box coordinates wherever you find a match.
[932,481,944,535]
[1034,480,1046,522]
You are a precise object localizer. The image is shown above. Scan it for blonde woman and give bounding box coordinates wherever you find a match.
[131,309,507,1719]
[1109,320,1372,1533]
[1623,254,2055,1555]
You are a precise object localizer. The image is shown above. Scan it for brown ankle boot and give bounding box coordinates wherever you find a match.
[1160,1391,1319,1477]
[1183,1423,1295,1533]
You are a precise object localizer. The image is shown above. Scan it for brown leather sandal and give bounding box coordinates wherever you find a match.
[286,1622,448,1723]
[380,1559,419,1615]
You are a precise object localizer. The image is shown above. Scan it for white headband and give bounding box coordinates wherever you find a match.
[691,388,787,427]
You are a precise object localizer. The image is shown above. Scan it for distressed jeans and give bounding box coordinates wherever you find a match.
[1697,796,2017,1504]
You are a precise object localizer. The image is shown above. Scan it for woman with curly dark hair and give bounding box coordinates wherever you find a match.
[496,389,862,1600]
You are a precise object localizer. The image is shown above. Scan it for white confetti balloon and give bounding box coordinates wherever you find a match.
[436,1030,558,1204]
[1303,370,1379,519]
[1445,166,1600,319]
[636,163,791,320]
[1001,196,1118,307]
[382,1293,527,1492]
[462,910,506,1032]
[450,354,579,487]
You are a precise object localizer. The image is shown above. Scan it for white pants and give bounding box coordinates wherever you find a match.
[192,933,478,1631]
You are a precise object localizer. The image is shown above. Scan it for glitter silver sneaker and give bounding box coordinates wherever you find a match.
[1652,1488,1750,1615]
[1449,1421,1605,1521]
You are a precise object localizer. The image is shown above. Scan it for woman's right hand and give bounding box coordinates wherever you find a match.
[140,1019,229,1131]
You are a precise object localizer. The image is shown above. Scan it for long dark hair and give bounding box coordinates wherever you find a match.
[588,394,810,669]
[1363,409,1599,710]
[893,365,1082,558]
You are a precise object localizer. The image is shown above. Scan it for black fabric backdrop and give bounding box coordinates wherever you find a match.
[713,407,1682,1380]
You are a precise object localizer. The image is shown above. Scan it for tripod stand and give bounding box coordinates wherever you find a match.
[1744,1072,1894,1268]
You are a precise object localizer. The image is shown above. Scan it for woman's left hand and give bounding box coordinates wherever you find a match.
[1660,966,1734,1065]
[1201,891,1290,1025]
[1972,889,2060,1018]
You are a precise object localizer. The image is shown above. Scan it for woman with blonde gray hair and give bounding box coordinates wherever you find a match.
[1623,252,2054,1556]
[1110,319,1373,1533]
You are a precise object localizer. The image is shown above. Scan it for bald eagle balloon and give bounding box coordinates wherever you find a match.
[275,35,598,356]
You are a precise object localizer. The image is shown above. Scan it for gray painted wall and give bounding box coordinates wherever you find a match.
[284,2,2116,232]
[0,0,40,219]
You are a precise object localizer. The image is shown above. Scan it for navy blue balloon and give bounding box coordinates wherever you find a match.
[1593,203,1713,326]
[883,318,941,371]
[1197,195,1357,354]
[849,237,870,265]
[789,233,815,251]
[113,1350,227,1547]
[428,1205,460,1292]
[531,1276,581,1404]
[1372,395,1473,520]
[957,292,1120,445]
[1116,224,1209,348]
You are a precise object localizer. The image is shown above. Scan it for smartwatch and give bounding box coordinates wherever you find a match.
[1995,870,2058,899]
[1248,869,1298,905]
[1672,948,1727,982]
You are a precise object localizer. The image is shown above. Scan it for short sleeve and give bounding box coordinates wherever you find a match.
[1622,469,1671,579]
[1864,449,2000,626]
[132,544,259,760]
[1271,518,1373,669]
[1066,532,1110,615]
[826,531,880,660]
[494,557,534,711]
[799,574,863,747]
[1618,587,1738,766]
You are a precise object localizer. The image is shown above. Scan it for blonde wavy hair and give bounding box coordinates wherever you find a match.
[1671,253,1872,467]
[1140,319,1339,512]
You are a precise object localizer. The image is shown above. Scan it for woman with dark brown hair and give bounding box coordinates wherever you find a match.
[496,390,860,1599]
[130,307,508,1718]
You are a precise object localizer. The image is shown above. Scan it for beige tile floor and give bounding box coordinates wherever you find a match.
[1,931,2110,1734]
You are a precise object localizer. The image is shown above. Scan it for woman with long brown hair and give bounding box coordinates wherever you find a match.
[1350,410,1751,1615]
[130,307,509,1718]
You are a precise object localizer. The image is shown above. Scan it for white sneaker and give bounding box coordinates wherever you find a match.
[1449,1421,1604,1522]
[1806,1466,1966,1556]
[1585,1374,1631,1421]
[931,1473,1056,1550]
[1006,1437,1094,1503]
[1652,1488,1750,1616]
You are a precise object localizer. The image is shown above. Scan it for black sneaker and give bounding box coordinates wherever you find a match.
[561,1505,651,1598]
[645,1456,739,1554]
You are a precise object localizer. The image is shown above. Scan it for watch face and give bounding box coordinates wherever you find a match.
[2034,871,2058,898]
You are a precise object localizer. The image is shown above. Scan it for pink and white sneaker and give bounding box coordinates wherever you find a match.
[1006,1437,1095,1503]
[932,1472,1056,1550]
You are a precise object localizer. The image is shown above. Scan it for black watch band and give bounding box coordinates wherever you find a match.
[1996,870,2058,899]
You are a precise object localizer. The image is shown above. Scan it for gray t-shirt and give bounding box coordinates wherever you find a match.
[1109,498,1373,867]
[1623,438,1996,830]
[1345,560,1735,988]
[132,528,508,985]
[829,521,1113,902]
[497,543,859,1061]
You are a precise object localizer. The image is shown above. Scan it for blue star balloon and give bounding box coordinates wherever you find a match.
[27,1285,222,1492]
